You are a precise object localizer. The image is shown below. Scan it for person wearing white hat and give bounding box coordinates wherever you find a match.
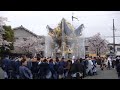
[72,56,75,64]
[107,57,112,70]
[86,57,93,76]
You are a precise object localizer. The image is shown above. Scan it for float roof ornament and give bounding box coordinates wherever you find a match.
[61,18,73,36]
[47,18,84,37]
[74,24,84,36]
[61,18,84,37]
[46,25,54,33]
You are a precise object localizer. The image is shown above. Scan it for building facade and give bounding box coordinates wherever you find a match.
[12,25,45,57]
[84,38,108,57]
[108,43,120,56]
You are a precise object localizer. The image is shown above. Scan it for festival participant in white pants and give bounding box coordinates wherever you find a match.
[86,58,94,76]
[92,57,97,75]
[107,57,112,70]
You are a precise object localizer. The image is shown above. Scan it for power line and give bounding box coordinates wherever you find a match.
[76,12,120,18]
[102,36,120,38]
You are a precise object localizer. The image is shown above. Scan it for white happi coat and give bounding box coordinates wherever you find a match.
[86,60,94,73]
[72,56,75,64]
[106,57,112,66]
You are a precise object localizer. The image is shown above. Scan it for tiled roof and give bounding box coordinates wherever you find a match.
[13,25,39,38]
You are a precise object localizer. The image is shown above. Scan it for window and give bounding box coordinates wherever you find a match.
[85,46,88,51]
[109,46,113,50]
[117,48,120,51]
[41,43,45,46]
[14,37,19,41]
[23,38,27,41]
[15,37,19,40]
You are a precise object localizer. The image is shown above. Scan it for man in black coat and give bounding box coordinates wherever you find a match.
[38,59,49,79]
[80,58,88,77]
[19,59,33,79]
[71,59,84,79]
[116,57,120,67]
[1,55,13,79]
[116,61,120,79]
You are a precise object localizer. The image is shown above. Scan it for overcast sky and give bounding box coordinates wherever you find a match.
[1,11,120,43]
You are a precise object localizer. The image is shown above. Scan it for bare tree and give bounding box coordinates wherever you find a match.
[88,33,109,56]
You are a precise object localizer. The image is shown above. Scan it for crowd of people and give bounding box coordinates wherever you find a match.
[1,55,120,79]
[98,56,120,79]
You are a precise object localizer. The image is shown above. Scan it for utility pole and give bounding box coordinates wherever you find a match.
[62,18,65,58]
[113,19,115,55]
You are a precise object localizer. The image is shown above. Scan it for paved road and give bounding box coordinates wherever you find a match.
[84,66,118,79]
[0,67,4,79]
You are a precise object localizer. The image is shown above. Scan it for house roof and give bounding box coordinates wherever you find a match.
[13,25,39,38]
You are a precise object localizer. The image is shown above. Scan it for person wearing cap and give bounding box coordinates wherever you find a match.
[72,56,75,64]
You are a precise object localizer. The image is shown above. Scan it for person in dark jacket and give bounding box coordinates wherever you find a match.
[19,59,33,79]
[1,55,13,79]
[82,58,88,77]
[54,57,59,79]
[65,60,72,79]
[71,59,84,79]
[49,59,56,79]
[31,57,40,79]
[9,57,16,79]
[80,58,86,78]
[14,58,21,79]
[38,59,49,79]
[77,59,84,79]
[112,58,116,69]
[116,62,120,79]
[116,57,120,67]
[27,57,32,70]
[58,57,66,79]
